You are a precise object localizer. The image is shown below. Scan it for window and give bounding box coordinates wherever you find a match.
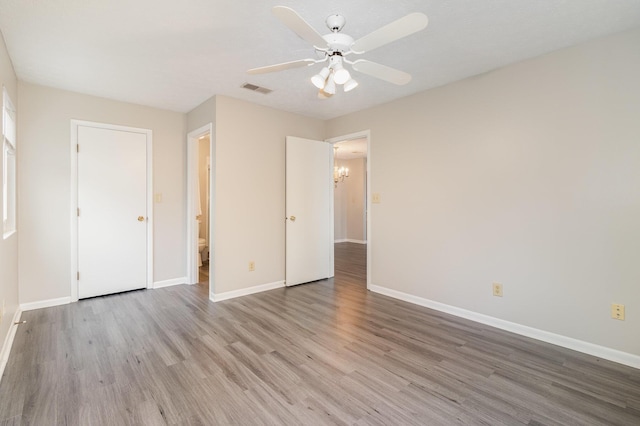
[3,86,16,238]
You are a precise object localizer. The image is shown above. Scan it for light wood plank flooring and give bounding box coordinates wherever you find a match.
[1,243,639,425]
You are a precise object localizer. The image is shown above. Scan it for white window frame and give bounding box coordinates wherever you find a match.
[3,86,16,239]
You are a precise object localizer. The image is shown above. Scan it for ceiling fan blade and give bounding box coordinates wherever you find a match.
[247,59,315,75]
[352,60,412,85]
[272,6,327,49]
[351,12,428,53]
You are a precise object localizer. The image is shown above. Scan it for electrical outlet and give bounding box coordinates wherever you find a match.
[492,282,503,297]
[611,303,625,320]
[248,261,255,272]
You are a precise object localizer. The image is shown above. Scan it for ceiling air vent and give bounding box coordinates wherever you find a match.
[241,83,273,95]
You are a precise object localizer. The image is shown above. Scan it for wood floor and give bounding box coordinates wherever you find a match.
[1,243,639,425]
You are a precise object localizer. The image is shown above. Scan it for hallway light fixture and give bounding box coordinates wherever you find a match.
[333,146,349,187]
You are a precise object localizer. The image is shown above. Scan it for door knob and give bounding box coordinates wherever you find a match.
[289,215,296,222]
[138,216,145,222]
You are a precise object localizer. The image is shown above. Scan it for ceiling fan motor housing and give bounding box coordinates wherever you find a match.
[326,14,346,32]
[322,33,354,55]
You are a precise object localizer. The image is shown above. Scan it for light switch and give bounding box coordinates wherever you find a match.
[372,193,381,204]
[154,193,163,203]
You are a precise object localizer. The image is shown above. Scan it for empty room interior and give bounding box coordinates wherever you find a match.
[1,1,640,424]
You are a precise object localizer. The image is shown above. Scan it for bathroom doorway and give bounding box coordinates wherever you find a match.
[187,123,214,297]
[197,134,211,285]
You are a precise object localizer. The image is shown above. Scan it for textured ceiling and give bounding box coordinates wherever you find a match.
[1,1,639,120]
[335,139,367,160]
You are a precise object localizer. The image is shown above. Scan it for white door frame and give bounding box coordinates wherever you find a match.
[186,124,214,290]
[325,130,372,289]
[70,120,154,302]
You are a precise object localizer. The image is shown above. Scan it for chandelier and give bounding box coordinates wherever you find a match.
[333,146,349,187]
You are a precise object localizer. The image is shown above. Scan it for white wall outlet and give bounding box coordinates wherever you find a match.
[611,303,625,320]
[493,282,503,297]
[248,261,255,272]
[372,193,381,204]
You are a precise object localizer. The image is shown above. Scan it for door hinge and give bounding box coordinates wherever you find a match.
[77,207,80,217]
[77,271,80,280]
[76,144,79,153]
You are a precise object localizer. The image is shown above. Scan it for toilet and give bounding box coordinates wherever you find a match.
[197,220,208,265]
[198,237,208,263]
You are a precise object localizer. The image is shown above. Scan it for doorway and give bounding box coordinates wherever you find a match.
[197,136,211,285]
[326,131,371,288]
[332,138,367,244]
[187,124,214,298]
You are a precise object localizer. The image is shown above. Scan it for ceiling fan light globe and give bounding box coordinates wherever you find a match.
[324,74,337,95]
[334,68,351,85]
[311,67,330,89]
[311,74,326,89]
[343,78,358,92]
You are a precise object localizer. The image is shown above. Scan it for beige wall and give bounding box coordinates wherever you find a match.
[212,95,325,294]
[196,95,325,295]
[18,83,187,304]
[334,175,347,241]
[0,31,18,357]
[326,28,640,356]
[345,158,366,242]
[334,157,366,242]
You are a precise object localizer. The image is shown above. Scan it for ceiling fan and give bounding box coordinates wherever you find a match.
[248,6,428,98]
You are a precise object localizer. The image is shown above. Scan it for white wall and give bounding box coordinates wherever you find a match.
[187,95,325,296]
[18,83,187,304]
[0,30,19,360]
[326,28,640,357]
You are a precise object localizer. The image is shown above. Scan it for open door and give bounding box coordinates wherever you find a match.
[285,136,334,286]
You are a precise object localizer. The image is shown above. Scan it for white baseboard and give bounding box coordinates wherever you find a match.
[369,284,640,370]
[153,277,187,289]
[211,280,285,302]
[335,239,367,244]
[0,308,23,383]
[347,239,367,244]
[20,296,71,312]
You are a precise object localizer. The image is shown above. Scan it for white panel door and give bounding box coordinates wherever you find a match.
[77,125,148,298]
[285,136,334,286]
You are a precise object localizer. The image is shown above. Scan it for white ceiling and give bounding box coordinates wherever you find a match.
[1,1,639,120]
[335,138,367,160]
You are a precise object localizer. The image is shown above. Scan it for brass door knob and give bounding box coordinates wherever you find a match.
[289,215,296,222]
[138,216,145,222]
